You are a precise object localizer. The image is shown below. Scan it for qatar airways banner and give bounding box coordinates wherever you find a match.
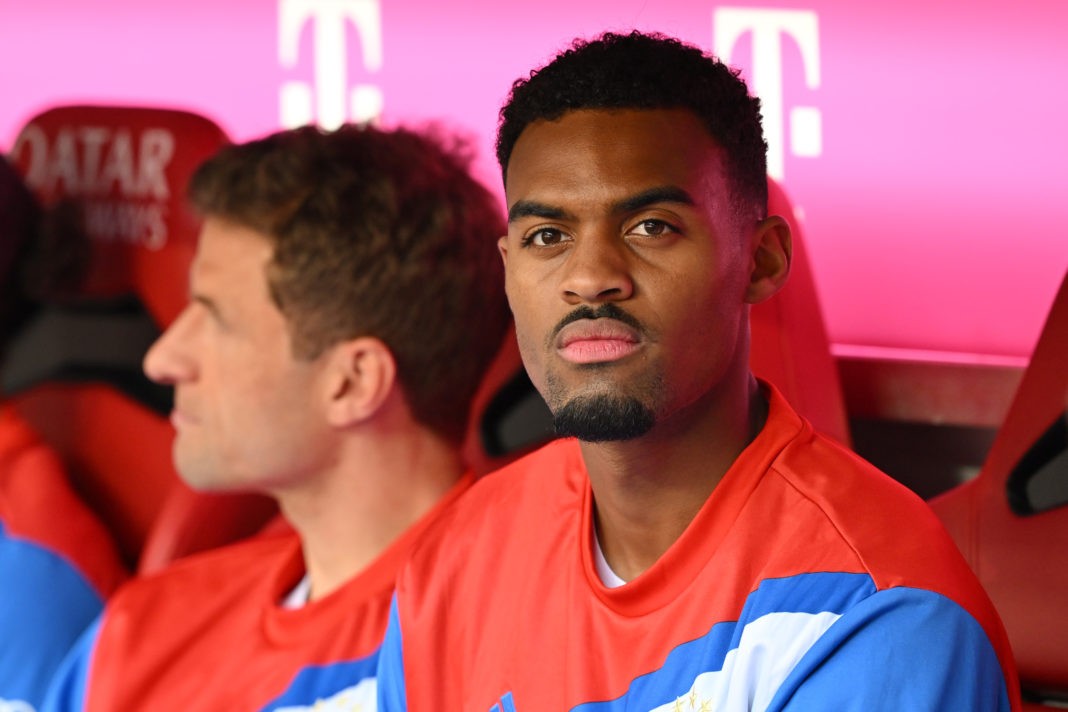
[1,0,1065,362]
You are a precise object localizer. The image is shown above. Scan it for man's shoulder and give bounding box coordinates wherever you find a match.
[106,529,299,623]
[402,438,583,574]
[755,387,944,558]
[764,418,999,620]
[457,437,581,511]
[771,431,950,557]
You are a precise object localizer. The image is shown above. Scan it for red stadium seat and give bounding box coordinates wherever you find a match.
[930,269,1068,709]
[464,176,850,472]
[462,324,532,475]
[3,105,276,572]
[752,179,850,446]
[0,404,127,597]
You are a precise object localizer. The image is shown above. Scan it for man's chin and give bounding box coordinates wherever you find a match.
[552,393,655,442]
[173,451,227,493]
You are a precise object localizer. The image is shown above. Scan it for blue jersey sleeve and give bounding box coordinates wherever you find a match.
[376,594,409,712]
[260,650,380,710]
[769,587,1012,711]
[0,523,105,710]
[40,615,103,712]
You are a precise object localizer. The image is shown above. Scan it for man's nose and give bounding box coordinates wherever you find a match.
[142,306,199,385]
[559,232,635,305]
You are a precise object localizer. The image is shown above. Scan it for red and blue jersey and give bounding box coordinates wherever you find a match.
[42,473,473,712]
[378,385,1021,711]
[0,407,127,711]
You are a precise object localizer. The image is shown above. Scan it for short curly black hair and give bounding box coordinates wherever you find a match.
[496,31,768,215]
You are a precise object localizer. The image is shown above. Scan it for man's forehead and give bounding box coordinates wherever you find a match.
[505,109,727,215]
[509,106,717,155]
[190,217,274,287]
[507,185,698,224]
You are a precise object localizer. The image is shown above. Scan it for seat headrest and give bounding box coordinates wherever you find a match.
[990,270,1068,496]
[8,105,230,326]
[751,177,850,445]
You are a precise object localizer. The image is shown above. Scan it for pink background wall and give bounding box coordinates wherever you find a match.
[2,0,1065,363]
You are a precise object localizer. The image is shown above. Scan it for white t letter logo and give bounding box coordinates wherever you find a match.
[714,8,821,180]
[278,0,384,129]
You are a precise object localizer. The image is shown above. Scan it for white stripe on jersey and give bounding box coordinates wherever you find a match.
[275,676,376,711]
[649,611,841,712]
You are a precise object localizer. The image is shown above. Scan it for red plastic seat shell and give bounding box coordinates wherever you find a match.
[931,270,1068,699]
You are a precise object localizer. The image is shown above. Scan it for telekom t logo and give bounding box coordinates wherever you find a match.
[713,8,821,180]
[278,0,384,129]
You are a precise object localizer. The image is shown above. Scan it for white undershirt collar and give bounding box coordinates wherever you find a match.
[593,532,627,588]
[281,574,312,609]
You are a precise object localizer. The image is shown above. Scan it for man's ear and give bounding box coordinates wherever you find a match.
[745,215,792,305]
[323,336,397,428]
[497,235,509,266]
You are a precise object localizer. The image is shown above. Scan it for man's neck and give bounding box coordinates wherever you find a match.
[582,375,766,583]
[273,427,464,602]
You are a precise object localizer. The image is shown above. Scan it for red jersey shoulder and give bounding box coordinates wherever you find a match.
[105,531,300,627]
[771,431,960,576]
[767,421,1005,635]
[402,439,582,575]
[450,439,579,523]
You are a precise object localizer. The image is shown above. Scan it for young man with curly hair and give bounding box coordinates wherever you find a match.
[42,124,509,710]
[377,31,1020,711]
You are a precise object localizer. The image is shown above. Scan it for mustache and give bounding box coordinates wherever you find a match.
[550,303,647,341]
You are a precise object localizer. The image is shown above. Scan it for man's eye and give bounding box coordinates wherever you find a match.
[523,228,567,247]
[630,220,676,237]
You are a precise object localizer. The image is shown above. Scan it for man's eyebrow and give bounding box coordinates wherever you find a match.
[507,187,695,223]
[191,293,224,320]
[507,200,571,223]
[614,186,696,213]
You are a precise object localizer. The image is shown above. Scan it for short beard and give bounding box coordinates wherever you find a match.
[552,393,655,442]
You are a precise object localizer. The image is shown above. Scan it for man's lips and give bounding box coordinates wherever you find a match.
[555,319,642,364]
[170,406,198,429]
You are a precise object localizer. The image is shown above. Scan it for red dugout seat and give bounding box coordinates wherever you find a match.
[3,105,276,572]
[0,404,127,598]
[751,179,849,445]
[464,176,850,473]
[1,150,127,596]
[930,269,1068,709]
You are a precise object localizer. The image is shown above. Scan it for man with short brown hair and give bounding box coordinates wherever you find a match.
[44,124,509,711]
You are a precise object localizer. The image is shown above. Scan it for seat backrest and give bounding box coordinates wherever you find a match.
[9,105,219,325]
[0,402,129,706]
[930,269,1068,706]
[465,176,850,472]
[751,179,850,445]
[462,323,532,475]
[4,105,275,569]
[0,155,38,351]
[1,154,128,594]
[0,404,127,598]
